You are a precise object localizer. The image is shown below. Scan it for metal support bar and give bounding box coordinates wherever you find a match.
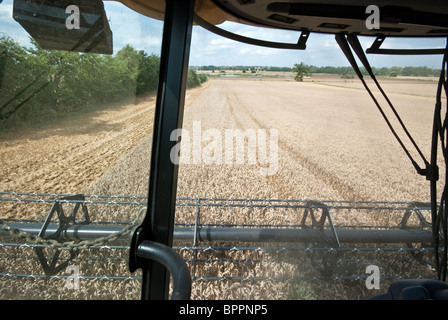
[176,227,433,244]
[128,0,195,300]
[1,223,433,244]
[366,35,447,55]
[194,14,308,50]
[0,223,125,240]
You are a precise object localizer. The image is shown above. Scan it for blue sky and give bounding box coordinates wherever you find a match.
[190,21,446,69]
[1,0,446,68]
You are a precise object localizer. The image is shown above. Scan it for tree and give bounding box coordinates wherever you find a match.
[0,36,50,122]
[135,51,160,95]
[389,66,402,78]
[186,69,207,89]
[1,38,163,128]
[293,62,311,82]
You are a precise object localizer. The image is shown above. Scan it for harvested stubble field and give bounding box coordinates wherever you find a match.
[0,74,444,300]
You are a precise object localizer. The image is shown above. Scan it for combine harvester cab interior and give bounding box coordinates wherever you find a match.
[1,0,448,301]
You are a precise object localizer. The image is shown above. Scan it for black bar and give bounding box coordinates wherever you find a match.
[367,48,447,55]
[136,241,191,300]
[137,0,195,300]
[174,227,433,244]
[1,223,434,244]
[193,14,306,50]
[366,36,446,55]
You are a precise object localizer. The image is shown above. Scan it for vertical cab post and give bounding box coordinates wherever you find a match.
[129,0,195,300]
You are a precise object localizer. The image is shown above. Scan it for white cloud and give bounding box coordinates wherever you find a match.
[0,2,12,14]
[209,38,234,49]
[143,34,162,48]
[0,0,32,46]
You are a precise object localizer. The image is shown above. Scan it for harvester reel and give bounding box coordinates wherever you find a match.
[34,194,90,275]
[301,201,341,277]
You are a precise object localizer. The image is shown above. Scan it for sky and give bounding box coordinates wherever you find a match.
[0,0,446,69]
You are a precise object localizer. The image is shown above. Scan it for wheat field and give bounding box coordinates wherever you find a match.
[0,74,444,299]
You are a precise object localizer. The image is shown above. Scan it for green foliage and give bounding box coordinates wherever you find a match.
[136,51,160,95]
[293,62,311,82]
[0,36,161,129]
[310,65,441,78]
[187,69,207,89]
[192,64,441,78]
[195,65,292,72]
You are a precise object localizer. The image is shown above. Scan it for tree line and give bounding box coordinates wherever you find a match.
[0,36,206,129]
[194,64,441,78]
[309,65,441,78]
[193,65,292,72]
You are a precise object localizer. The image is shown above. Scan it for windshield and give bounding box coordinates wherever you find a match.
[0,0,446,301]
[176,13,446,300]
[0,0,164,299]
